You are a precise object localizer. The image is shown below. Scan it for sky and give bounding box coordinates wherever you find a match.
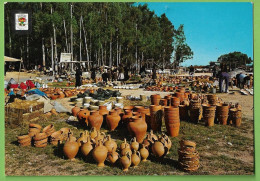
[143,2,253,66]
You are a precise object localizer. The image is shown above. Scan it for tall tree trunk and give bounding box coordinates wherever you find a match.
[101,44,104,66]
[51,6,58,73]
[109,34,112,67]
[135,23,138,72]
[116,35,119,66]
[70,3,74,70]
[81,17,90,70]
[79,15,82,62]
[51,37,54,75]
[119,44,121,64]
[42,38,46,69]
[63,19,68,52]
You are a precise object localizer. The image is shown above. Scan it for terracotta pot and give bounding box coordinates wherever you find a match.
[137,107,150,122]
[90,127,98,139]
[81,136,93,159]
[60,128,71,140]
[180,140,196,148]
[104,135,117,153]
[149,105,163,132]
[152,141,167,157]
[130,137,139,151]
[139,144,149,161]
[120,138,130,150]
[159,99,168,106]
[171,97,180,107]
[122,110,133,125]
[121,146,132,156]
[77,131,89,147]
[203,105,216,127]
[127,116,147,143]
[161,133,172,153]
[17,135,32,146]
[229,109,242,127]
[50,130,63,145]
[34,133,48,141]
[165,123,180,137]
[107,147,119,165]
[123,106,134,111]
[99,105,109,122]
[88,110,103,130]
[106,110,121,131]
[133,106,144,112]
[29,123,42,130]
[151,94,161,106]
[131,150,141,167]
[77,109,90,126]
[94,131,106,143]
[92,140,108,167]
[120,152,131,171]
[63,133,79,160]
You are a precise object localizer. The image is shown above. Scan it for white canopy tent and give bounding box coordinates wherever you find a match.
[4,56,23,82]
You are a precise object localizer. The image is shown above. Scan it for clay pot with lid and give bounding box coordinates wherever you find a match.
[130,137,139,151]
[72,106,81,117]
[104,135,117,153]
[106,110,121,131]
[120,138,130,150]
[77,109,90,126]
[139,144,149,161]
[127,116,147,143]
[81,136,93,159]
[120,152,131,171]
[107,147,119,165]
[151,140,168,158]
[92,140,108,167]
[131,150,141,167]
[63,133,79,160]
[88,110,103,131]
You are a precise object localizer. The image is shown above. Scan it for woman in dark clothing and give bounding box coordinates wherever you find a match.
[91,67,96,81]
[124,64,130,81]
[75,66,82,88]
[152,65,157,80]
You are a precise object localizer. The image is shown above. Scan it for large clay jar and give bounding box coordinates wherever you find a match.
[122,110,133,126]
[106,110,121,131]
[81,136,93,160]
[152,141,168,158]
[88,110,103,131]
[120,138,130,150]
[107,147,119,165]
[63,133,79,161]
[127,116,147,143]
[92,140,108,167]
[139,144,149,161]
[99,105,109,119]
[136,106,150,122]
[131,150,141,167]
[130,137,139,151]
[72,106,81,117]
[77,109,90,126]
[104,135,117,153]
[120,152,131,171]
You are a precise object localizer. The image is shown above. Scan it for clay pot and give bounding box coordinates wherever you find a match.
[60,128,71,140]
[139,144,149,161]
[131,150,141,167]
[159,99,168,106]
[50,130,63,145]
[151,94,161,106]
[81,136,93,159]
[90,127,98,139]
[94,131,106,143]
[203,104,216,127]
[149,105,163,132]
[63,133,79,160]
[216,103,229,125]
[124,106,134,111]
[106,110,121,131]
[72,106,81,117]
[229,108,242,127]
[130,137,139,151]
[77,131,89,147]
[120,152,131,171]
[122,110,133,125]
[104,135,117,153]
[161,134,172,153]
[88,110,103,130]
[148,130,158,141]
[77,109,90,126]
[127,116,147,143]
[107,147,119,165]
[92,140,108,167]
[152,141,168,158]
[121,146,132,156]
[171,97,180,107]
[120,138,130,150]
[99,105,109,120]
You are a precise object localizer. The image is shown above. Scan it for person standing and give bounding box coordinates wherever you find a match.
[75,66,82,88]
[152,65,157,81]
[219,64,230,93]
[118,64,125,83]
[140,63,146,78]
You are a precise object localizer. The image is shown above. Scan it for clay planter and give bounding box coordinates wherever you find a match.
[92,140,108,167]
[88,110,103,131]
[127,116,147,143]
[131,150,141,167]
[130,137,139,151]
[203,105,216,127]
[152,141,168,158]
[150,105,163,132]
[81,137,93,159]
[171,97,180,107]
[63,133,79,160]
[77,109,90,126]
[120,152,131,171]
[104,135,117,153]
[139,144,149,161]
[106,110,121,131]
[71,106,80,117]
[151,94,161,106]
[122,110,133,125]
[107,148,119,165]
[17,135,32,147]
[120,138,130,150]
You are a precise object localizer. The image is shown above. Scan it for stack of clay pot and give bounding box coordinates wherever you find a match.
[229,108,242,127]
[216,103,229,125]
[42,124,55,136]
[189,99,202,123]
[202,104,216,127]
[175,89,185,102]
[164,106,180,137]
[33,132,48,148]
[28,124,42,137]
[178,140,199,172]
[50,130,64,145]
[150,94,161,106]
[207,94,217,106]
[149,105,163,132]
[17,135,32,147]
